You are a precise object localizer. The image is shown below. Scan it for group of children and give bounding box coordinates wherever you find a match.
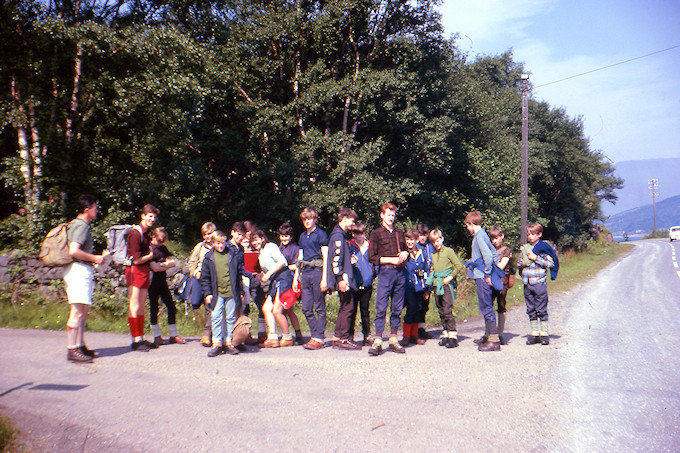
[62,195,559,363]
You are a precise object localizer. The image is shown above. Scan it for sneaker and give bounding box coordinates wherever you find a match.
[279,338,294,347]
[200,336,212,348]
[224,345,240,355]
[368,340,382,356]
[207,346,224,357]
[387,341,406,354]
[67,348,93,363]
[153,336,167,346]
[131,341,151,352]
[79,345,97,357]
[169,336,186,344]
[540,336,550,346]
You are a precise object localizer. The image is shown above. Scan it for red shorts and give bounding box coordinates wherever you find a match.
[125,265,150,289]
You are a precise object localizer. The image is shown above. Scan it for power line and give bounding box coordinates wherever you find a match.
[534,44,680,89]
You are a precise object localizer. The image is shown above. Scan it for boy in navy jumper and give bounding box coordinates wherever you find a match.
[326,208,361,350]
[416,223,434,339]
[349,223,374,345]
[400,229,429,346]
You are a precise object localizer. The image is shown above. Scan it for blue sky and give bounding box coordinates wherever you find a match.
[438,0,680,165]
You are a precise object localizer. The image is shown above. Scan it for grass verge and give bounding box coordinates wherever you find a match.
[0,414,17,452]
[0,243,634,336]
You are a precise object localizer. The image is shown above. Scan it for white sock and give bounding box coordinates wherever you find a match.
[448,330,458,339]
[282,333,293,341]
[151,324,162,337]
[168,324,178,337]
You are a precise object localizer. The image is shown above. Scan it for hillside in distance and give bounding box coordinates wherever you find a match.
[605,194,680,234]
[601,158,680,217]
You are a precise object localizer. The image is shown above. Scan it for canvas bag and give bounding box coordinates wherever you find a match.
[105,224,139,265]
[39,222,73,266]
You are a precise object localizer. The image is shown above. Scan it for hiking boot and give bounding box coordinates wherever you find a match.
[473,336,488,345]
[336,340,362,351]
[169,336,186,344]
[540,336,550,346]
[79,345,97,357]
[478,340,501,352]
[499,335,507,345]
[200,336,212,347]
[439,337,448,347]
[418,328,434,339]
[526,335,541,345]
[387,341,406,354]
[446,338,459,348]
[399,337,411,347]
[368,340,383,356]
[67,348,93,363]
[224,345,240,355]
[207,346,224,357]
[153,336,167,346]
[302,339,324,350]
[131,341,151,352]
[143,339,159,349]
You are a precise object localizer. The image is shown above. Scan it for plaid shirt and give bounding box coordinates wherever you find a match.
[368,224,406,267]
[518,252,554,285]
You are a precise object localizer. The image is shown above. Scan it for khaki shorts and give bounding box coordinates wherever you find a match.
[64,262,95,305]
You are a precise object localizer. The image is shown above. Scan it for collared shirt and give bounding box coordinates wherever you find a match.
[368,224,406,267]
[298,227,328,261]
[518,252,554,285]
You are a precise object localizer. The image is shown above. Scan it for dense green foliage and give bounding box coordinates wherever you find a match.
[1,0,621,251]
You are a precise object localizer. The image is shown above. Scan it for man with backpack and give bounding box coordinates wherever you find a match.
[63,194,107,363]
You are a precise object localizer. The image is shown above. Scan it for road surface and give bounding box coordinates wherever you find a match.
[1,240,679,452]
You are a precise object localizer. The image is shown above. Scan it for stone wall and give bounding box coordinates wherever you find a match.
[0,251,188,299]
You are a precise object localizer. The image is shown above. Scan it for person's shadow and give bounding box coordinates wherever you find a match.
[95,345,132,358]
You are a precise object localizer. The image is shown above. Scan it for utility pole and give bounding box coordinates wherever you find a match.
[648,178,658,236]
[520,74,529,244]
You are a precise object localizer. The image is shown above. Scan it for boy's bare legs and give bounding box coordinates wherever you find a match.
[273,298,295,346]
[261,297,281,347]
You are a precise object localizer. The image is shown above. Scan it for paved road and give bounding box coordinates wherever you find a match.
[1,240,679,452]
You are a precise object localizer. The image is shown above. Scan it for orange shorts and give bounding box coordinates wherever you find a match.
[125,265,150,289]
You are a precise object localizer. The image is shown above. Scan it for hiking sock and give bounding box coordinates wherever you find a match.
[281,333,293,341]
[448,330,458,340]
[530,319,540,337]
[539,320,549,337]
[402,323,412,339]
[168,324,179,337]
[151,324,162,338]
[137,315,146,338]
[497,312,506,337]
[128,317,137,339]
[440,330,448,340]
[258,319,267,337]
[268,332,279,340]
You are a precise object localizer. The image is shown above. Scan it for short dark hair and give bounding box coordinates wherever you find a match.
[464,210,482,226]
[417,224,430,236]
[338,207,358,223]
[488,225,504,240]
[352,223,367,235]
[153,227,168,242]
[250,229,268,243]
[278,221,294,236]
[77,194,97,214]
[405,228,419,240]
[232,222,246,234]
[142,204,159,215]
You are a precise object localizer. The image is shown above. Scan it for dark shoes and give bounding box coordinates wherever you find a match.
[540,336,550,345]
[526,335,541,345]
[445,338,458,348]
[235,344,247,352]
[144,339,159,349]
[499,335,507,345]
[410,336,426,345]
[478,340,501,351]
[80,345,97,357]
[131,341,151,352]
[207,346,224,357]
[153,336,167,346]
[224,345,240,355]
[418,328,434,339]
[67,348,93,363]
[399,337,411,347]
[473,336,488,345]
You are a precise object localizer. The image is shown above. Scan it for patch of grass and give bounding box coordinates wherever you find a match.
[0,414,17,452]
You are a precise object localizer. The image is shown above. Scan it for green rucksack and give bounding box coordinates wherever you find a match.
[39,222,73,266]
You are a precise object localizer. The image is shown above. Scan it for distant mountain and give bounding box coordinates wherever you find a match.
[601,158,680,217]
[605,194,680,234]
